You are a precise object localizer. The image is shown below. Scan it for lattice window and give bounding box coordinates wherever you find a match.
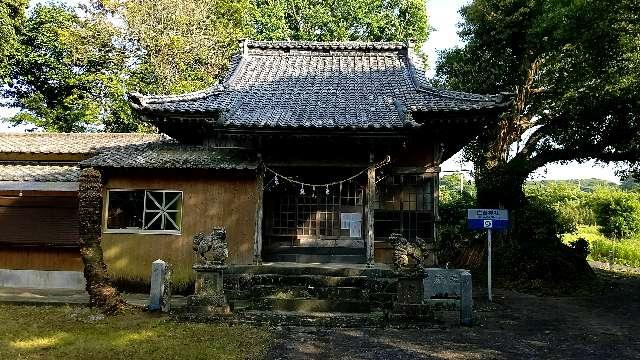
[106,189,183,233]
[143,191,183,231]
[374,174,434,241]
[266,180,364,246]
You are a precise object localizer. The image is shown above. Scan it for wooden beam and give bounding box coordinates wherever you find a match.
[433,143,441,266]
[253,159,264,265]
[365,152,376,266]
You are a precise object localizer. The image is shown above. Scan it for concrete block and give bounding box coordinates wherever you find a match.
[423,268,473,326]
[0,269,85,290]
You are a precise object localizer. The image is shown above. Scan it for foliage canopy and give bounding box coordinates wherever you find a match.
[0,0,28,82]
[2,3,142,132]
[435,0,640,210]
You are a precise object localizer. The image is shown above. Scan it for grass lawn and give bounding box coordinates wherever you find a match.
[0,304,272,360]
[563,225,640,268]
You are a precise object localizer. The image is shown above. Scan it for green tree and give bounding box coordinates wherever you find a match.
[115,0,429,94]
[107,0,254,95]
[252,0,428,43]
[4,0,429,131]
[3,3,142,132]
[0,0,27,82]
[435,0,639,255]
[435,0,640,211]
[591,187,640,240]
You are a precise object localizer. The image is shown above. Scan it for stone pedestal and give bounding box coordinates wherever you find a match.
[396,276,424,304]
[187,264,231,315]
[423,268,473,326]
[393,268,473,326]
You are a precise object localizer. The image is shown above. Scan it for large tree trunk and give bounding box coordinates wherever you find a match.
[78,167,126,314]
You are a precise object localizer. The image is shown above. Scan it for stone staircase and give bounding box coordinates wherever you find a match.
[223,263,398,315]
[176,263,467,327]
[262,247,366,264]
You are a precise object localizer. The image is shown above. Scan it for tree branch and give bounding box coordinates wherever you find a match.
[528,146,636,171]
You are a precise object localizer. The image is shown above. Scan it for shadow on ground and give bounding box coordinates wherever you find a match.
[266,266,640,360]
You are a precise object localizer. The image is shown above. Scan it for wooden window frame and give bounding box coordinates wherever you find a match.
[104,189,183,235]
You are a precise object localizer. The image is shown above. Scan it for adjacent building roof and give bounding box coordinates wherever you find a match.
[0,163,80,192]
[0,132,165,154]
[0,164,79,182]
[80,142,257,170]
[130,40,508,130]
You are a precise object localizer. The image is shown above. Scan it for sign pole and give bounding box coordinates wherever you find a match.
[467,208,507,303]
[487,228,492,302]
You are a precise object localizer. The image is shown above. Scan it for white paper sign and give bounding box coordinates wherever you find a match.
[340,213,351,230]
[340,212,362,238]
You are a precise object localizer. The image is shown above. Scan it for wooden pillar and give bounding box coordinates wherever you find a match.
[253,160,264,265]
[432,144,442,265]
[366,152,376,265]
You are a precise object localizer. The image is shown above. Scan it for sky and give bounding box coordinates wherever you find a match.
[0,0,624,182]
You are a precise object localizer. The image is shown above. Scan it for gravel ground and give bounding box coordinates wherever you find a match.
[266,266,640,360]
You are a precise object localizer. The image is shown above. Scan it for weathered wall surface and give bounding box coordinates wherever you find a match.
[0,195,79,246]
[0,247,83,271]
[101,170,257,287]
[0,268,86,289]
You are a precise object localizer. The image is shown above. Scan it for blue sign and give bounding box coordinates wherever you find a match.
[467,209,509,230]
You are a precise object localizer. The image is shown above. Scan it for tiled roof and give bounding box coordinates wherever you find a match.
[0,133,166,154]
[80,142,257,170]
[130,40,508,130]
[0,164,79,182]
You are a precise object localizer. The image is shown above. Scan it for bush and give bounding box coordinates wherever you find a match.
[437,186,480,264]
[590,187,640,240]
[491,197,597,283]
[513,196,577,248]
[568,238,590,259]
[525,181,595,227]
[563,225,640,268]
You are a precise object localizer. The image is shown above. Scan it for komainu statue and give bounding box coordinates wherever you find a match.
[192,227,228,264]
[389,233,429,270]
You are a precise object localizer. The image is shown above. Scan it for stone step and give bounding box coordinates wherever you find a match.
[262,247,367,264]
[226,284,370,301]
[225,263,395,278]
[262,254,366,264]
[263,246,366,256]
[235,310,388,327]
[225,273,397,289]
[250,297,373,313]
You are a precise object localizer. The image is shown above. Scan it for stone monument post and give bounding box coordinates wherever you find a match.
[149,259,171,312]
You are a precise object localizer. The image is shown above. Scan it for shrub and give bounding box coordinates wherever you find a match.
[568,237,590,259]
[590,187,640,240]
[514,196,577,248]
[525,181,595,227]
[437,182,481,264]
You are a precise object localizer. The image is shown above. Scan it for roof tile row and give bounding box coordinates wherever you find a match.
[130,40,508,130]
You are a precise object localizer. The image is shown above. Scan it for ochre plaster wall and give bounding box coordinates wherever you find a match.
[101,170,257,287]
